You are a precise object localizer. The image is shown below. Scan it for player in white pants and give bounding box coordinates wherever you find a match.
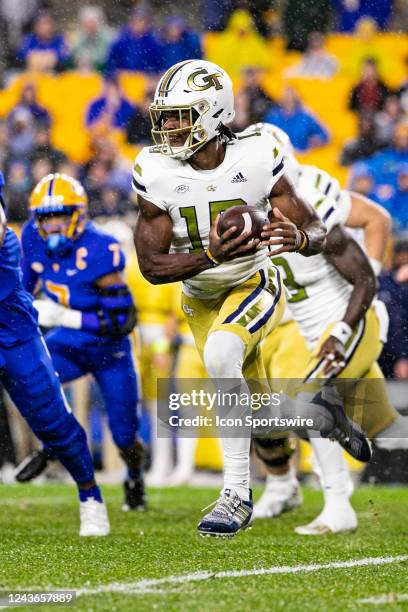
[130,60,371,537]
[251,123,401,535]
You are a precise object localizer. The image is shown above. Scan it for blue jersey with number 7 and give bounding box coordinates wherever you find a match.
[21,220,126,342]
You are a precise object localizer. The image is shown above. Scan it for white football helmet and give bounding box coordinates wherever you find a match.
[245,122,295,159]
[149,59,235,161]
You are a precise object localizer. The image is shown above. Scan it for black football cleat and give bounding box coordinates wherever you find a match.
[15,449,54,482]
[122,475,146,511]
[314,390,372,463]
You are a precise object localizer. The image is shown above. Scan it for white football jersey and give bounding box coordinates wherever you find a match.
[299,168,366,251]
[247,123,367,346]
[240,123,300,188]
[132,131,285,298]
[271,195,352,347]
[298,164,341,203]
[253,123,353,225]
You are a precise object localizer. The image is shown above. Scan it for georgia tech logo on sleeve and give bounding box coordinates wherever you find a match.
[182,303,194,316]
[187,69,223,91]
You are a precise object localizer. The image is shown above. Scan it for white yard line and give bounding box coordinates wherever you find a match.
[5,555,407,600]
[358,593,408,605]
[71,554,408,597]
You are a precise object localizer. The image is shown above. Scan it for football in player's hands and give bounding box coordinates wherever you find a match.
[217,205,269,243]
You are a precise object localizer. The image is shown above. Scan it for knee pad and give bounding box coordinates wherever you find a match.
[203,330,245,378]
[253,436,295,467]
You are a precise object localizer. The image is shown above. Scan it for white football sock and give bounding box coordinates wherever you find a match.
[266,464,297,486]
[204,330,250,501]
[309,435,354,500]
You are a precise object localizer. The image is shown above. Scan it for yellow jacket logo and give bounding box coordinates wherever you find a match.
[187,69,223,91]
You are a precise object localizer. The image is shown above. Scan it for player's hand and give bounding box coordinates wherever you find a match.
[317,336,346,377]
[33,299,82,330]
[33,299,67,328]
[208,214,259,262]
[259,208,305,256]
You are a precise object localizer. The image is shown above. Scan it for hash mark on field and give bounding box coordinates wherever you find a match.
[358,593,408,605]
[70,554,408,597]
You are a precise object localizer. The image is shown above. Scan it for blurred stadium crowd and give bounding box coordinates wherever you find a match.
[0,0,407,480]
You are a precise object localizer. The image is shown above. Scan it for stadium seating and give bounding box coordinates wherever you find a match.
[0,32,406,177]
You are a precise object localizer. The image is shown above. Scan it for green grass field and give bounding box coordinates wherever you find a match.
[1,484,408,611]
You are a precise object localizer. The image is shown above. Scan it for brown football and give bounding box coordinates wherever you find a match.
[217,205,269,242]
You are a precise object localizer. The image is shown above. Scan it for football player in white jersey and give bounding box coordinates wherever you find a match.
[251,123,408,534]
[132,60,369,537]
[249,123,390,532]
[252,122,390,273]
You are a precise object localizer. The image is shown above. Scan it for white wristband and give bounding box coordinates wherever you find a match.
[369,257,382,277]
[330,321,352,345]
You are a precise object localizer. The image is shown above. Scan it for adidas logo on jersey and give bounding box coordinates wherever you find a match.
[231,172,247,183]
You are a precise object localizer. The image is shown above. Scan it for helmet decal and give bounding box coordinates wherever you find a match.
[150,59,235,160]
[158,60,194,98]
[47,175,55,196]
[187,69,224,92]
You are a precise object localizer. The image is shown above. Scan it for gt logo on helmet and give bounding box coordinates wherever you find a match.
[187,69,223,92]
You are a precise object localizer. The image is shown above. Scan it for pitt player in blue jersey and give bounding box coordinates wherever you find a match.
[0,171,110,536]
[17,173,145,511]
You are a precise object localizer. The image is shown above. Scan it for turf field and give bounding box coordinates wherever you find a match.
[1,484,408,611]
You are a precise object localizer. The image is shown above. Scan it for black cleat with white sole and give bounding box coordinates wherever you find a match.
[15,449,54,482]
[314,390,372,462]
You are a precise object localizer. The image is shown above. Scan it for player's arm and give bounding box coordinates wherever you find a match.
[261,175,326,257]
[134,195,258,284]
[90,270,137,336]
[35,269,137,338]
[21,257,40,294]
[0,202,6,246]
[345,191,392,273]
[0,171,5,246]
[318,224,378,374]
[20,225,42,294]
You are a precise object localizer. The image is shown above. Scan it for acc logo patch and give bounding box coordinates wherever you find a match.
[175,184,189,194]
[187,69,223,92]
